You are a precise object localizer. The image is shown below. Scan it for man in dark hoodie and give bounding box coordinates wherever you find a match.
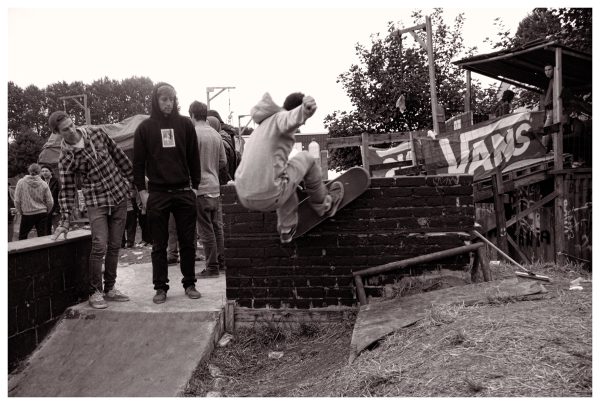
[48,111,133,310]
[133,82,202,304]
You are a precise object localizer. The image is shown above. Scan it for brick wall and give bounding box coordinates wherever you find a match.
[222,175,474,309]
[8,230,91,372]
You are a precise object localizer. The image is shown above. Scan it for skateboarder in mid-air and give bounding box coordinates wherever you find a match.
[234,92,344,243]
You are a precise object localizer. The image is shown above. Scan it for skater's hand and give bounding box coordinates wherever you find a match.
[52,226,69,240]
[302,96,317,118]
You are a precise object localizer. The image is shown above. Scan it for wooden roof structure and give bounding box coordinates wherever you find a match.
[453,40,592,93]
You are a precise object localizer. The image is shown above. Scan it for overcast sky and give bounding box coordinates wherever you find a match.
[5,1,543,133]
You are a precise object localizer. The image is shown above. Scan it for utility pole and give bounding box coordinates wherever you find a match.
[206,86,235,111]
[59,94,91,125]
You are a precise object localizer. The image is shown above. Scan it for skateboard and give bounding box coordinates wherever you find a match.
[293,166,371,240]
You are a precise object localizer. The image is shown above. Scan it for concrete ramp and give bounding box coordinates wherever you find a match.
[8,262,226,397]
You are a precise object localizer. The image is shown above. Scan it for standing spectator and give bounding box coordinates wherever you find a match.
[208,109,240,180]
[121,191,139,248]
[49,111,132,309]
[14,163,54,240]
[40,165,61,234]
[8,183,16,242]
[492,90,515,118]
[190,101,227,277]
[133,82,202,304]
[207,116,234,185]
[234,92,343,243]
[543,64,555,127]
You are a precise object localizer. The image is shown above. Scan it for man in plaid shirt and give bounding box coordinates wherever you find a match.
[49,111,134,310]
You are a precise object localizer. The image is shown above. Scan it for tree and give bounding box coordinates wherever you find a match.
[491,8,592,111]
[7,76,155,141]
[324,9,489,170]
[554,8,592,54]
[8,128,46,177]
[512,8,562,48]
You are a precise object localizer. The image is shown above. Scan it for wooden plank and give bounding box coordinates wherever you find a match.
[360,132,370,173]
[234,308,357,326]
[491,172,508,255]
[225,301,235,333]
[396,23,426,35]
[465,70,471,112]
[327,136,361,148]
[505,191,558,228]
[506,234,532,264]
[409,30,427,50]
[350,278,547,362]
[426,16,440,134]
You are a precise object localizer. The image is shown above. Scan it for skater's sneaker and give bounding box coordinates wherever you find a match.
[104,287,130,302]
[323,181,344,218]
[89,290,108,309]
[167,256,179,266]
[279,225,297,244]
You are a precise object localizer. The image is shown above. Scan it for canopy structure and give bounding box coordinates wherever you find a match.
[453,40,592,93]
[38,114,148,165]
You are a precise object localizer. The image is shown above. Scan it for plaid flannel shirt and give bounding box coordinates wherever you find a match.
[57,126,133,229]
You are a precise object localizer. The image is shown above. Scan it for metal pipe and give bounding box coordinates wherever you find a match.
[353,242,484,277]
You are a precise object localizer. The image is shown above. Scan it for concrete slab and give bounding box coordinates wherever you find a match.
[8,261,227,397]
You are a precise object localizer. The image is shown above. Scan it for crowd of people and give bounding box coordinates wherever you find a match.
[16,82,341,310]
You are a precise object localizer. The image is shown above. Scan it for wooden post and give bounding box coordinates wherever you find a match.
[553,48,565,265]
[425,16,440,134]
[225,300,235,333]
[320,149,328,180]
[477,245,491,282]
[360,132,370,173]
[465,70,471,113]
[491,172,508,257]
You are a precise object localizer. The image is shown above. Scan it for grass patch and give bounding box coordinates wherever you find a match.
[185,262,591,397]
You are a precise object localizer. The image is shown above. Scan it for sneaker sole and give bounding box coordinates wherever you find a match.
[89,303,108,309]
[153,298,166,304]
[104,296,130,302]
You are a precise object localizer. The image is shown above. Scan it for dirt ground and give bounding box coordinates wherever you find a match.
[182,262,592,397]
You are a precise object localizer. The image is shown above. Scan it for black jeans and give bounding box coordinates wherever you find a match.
[147,190,197,292]
[19,213,48,240]
[122,207,138,246]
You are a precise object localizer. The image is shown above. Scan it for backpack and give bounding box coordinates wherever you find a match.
[219,131,238,185]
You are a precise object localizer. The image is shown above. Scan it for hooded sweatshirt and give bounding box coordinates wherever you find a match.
[133,82,201,192]
[14,175,54,216]
[234,93,306,200]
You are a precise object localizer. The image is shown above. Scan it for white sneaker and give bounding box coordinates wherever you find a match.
[89,291,108,309]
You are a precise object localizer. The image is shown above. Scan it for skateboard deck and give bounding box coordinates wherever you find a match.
[294,166,371,239]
